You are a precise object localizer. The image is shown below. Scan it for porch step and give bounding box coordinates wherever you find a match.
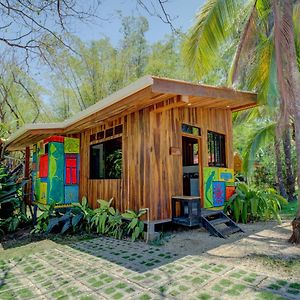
[210,217,229,226]
[201,210,244,238]
[219,226,241,236]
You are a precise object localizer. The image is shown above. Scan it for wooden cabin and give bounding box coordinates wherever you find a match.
[5,76,257,231]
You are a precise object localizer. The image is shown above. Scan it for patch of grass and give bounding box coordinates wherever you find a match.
[195,293,212,300]
[256,290,287,300]
[287,289,300,295]
[276,280,288,286]
[267,283,281,290]
[104,287,115,295]
[289,282,300,290]
[280,201,299,220]
[112,292,123,299]
[251,255,300,278]
[148,232,172,246]
[139,294,151,300]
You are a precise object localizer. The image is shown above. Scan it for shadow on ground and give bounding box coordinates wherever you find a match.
[1,221,300,299]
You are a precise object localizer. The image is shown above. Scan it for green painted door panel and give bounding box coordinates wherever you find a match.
[48,142,64,204]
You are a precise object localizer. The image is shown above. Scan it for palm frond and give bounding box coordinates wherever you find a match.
[242,122,276,175]
[246,33,279,107]
[228,2,258,85]
[293,3,300,71]
[183,0,246,79]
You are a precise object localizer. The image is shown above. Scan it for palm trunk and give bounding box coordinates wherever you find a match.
[272,0,300,243]
[274,136,288,198]
[282,127,296,201]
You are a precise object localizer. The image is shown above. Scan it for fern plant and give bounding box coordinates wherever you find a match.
[224,182,288,224]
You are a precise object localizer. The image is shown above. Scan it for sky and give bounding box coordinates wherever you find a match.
[68,0,205,46]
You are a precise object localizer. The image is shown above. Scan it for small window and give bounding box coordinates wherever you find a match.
[90,134,96,142]
[207,131,226,167]
[115,125,123,135]
[97,131,104,140]
[105,128,114,138]
[182,124,201,136]
[90,138,122,179]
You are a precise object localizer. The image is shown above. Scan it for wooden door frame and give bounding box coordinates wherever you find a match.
[181,132,204,207]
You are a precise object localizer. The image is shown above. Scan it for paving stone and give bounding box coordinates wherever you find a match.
[0,236,298,300]
[227,268,267,286]
[151,279,195,299]
[128,270,170,287]
[46,282,93,300]
[203,277,253,299]
[128,291,166,300]
[259,277,300,299]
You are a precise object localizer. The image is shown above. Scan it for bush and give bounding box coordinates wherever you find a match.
[224,182,288,224]
[32,197,146,241]
[31,203,84,234]
[0,163,28,237]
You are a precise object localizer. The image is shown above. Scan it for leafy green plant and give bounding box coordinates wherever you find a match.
[107,210,124,239]
[46,209,84,234]
[91,198,114,234]
[32,197,94,234]
[31,203,56,233]
[122,209,146,241]
[31,196,146,241]
[106,149,122,178]
[224,182,288,224]
[0,163,28,237]
[73,196,95,232]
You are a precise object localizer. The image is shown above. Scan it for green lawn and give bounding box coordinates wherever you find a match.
[280,201,299,220]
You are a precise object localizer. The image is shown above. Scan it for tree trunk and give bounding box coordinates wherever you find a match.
[273,0,300,243]
[274,136,288,198]
[282,127,296,201]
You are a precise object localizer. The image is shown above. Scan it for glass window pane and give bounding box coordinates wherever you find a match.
[90,138,122,179]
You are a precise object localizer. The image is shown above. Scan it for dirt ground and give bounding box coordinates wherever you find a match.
[161,220,300,279]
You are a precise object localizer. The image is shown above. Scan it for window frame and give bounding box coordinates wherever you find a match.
[89,137,122,180]
[207,130,226,167]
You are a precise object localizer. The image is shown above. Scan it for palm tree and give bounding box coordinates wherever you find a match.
[184,0,300,242]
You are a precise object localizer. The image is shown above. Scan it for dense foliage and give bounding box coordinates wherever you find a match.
[32,197,146,241]
[0,163,28,237]
[224,182,288,224]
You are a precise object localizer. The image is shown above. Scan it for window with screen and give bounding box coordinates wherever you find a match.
[90,138,122,179]
[207,131,226,167]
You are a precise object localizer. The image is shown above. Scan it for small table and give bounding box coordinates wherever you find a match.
[172,196,201,227]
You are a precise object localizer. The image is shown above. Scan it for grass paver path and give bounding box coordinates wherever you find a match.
[0,236,299,300]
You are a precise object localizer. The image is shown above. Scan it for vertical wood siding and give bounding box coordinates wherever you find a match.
[79,97,234,221]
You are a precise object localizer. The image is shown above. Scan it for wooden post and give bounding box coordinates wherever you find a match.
[24,146,30,205]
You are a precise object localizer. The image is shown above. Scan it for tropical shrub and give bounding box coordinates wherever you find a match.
[224,182,288,224]
[32,202,90,234]
[31,197,146,240]
[31,203,56,233]
[91,198,115,234]
[122,209,146,241]
[73,196,95,232]
[0,163,28,237]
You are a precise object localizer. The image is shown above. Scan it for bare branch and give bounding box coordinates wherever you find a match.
[137,0,180,34]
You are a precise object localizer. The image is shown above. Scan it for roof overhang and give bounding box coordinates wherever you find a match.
[5,75,257,151]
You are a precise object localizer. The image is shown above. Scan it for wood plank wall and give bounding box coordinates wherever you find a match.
[79,96,233,221]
